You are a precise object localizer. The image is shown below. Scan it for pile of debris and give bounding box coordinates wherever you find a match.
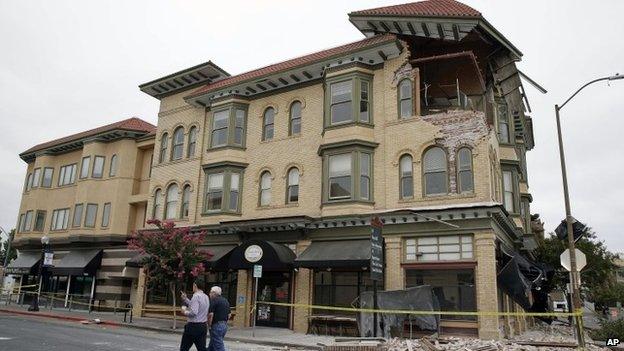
[322,325,610,351]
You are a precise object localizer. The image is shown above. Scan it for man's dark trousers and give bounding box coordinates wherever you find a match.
[180,322,207,351]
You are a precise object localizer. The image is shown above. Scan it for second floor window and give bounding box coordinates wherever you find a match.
[23,210,33,231]
[172,127,184,160]
[259,171,272,206]
[164,184,179,220]
[159,133,168,163]
[32,168,41,188]
[58,164,77,186]
[203,168,243,213]
[289,101,302,135]
[399,79,413,118]
[262,107,275,141]
[457,148,474,193]
[323,149,376,202]
[287,168,299,203]
[423,147,448,196]
[360,153,371,200]
[34,211,46,231]
[205,173,224,211]
[92,156,105,178]
[181,185,191,218]
[102,203,111,227]
[153,189,163,219]
[50,208,70,231]
[187,126,197,157]
[85,204,98,227]
[73,204,83,227]
[400,154,413,199]
[328,153,351,200]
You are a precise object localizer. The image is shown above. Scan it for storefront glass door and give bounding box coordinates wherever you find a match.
[256,272,291,328]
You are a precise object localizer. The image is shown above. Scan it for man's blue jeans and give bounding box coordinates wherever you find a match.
[208,321,227,351]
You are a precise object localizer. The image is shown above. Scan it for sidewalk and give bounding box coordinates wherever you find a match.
[0,304,333,349]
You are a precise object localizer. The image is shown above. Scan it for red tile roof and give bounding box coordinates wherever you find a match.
[21,117,156,156]
[349,0,481,18]
[187,34,399,98]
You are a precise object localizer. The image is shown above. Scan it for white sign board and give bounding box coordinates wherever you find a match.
[560,248,586,271]
[245,245,263,263]
[43,252,54,266]
[253,264,262,278]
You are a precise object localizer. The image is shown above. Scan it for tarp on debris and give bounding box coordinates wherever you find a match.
[358,286,439,338]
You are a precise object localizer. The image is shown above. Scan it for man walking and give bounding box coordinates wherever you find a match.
[180,279,210,351]
[207,286,230,351]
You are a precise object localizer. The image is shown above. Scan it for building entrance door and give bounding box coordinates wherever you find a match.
[255,271,291,328]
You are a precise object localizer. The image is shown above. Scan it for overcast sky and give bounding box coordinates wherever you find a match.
[1,0,623,251]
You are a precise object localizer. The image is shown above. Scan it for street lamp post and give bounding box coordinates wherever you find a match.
[28,235,50,312]
[554,73,623,348]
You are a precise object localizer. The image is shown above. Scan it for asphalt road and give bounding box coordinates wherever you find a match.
[0,312,282,351]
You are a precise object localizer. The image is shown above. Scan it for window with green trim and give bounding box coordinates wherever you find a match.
[398,79,413,118]
[322,147,374,203]
[203,166,244,214]
[497,100,511,144]
[324,73,373,128]
[209,104,248,149]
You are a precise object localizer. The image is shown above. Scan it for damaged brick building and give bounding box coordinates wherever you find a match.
[121,0,545,339]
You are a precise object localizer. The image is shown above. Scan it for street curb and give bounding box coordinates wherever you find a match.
[0,308,121,327]
[0,308,322,350]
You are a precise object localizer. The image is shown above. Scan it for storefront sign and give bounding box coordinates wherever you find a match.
[370,216,384,281]
[43,252,54,267]
[244,245,263,263]
[253,264,263,278]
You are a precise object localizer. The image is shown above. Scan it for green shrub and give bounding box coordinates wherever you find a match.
[589,318,624,341]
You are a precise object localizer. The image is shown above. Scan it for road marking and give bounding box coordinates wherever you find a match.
[0,337,13,340]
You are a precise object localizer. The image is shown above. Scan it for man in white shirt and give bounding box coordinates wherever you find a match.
[180,279,210,351]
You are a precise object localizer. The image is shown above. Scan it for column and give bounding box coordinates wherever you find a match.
[293,240,312,333]
[233,269,251,328]
[474,231,500,339]
[132,268,147,317]
[384,236,403,290]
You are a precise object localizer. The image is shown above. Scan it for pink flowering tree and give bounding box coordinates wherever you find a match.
[128,219,211,328]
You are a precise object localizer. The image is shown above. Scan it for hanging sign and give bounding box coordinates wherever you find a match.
[253,264,263,278]
[43,252,54,267]
[370,216,384,282]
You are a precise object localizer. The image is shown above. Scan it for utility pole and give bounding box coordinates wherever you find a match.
[554,73,623,348]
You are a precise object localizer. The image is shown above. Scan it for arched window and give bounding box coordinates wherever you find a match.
[457,148,474,193]
[171,127,184,160]
[187,126,197,157]
[164,184,178,220]
[399,79,413,118]
[399,154,413,198]
[259,171,272,206]
[289,101,302,136]
[181,185,191,218]
[262,107,275,141]
[153,189,163,219]
[159,133,168,163]
[423,147,448,195]
[109,154,118,177]
[287,168,299,203]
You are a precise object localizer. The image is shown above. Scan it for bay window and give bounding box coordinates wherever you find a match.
[325,72,373,128]
[203,163,245,214]
[209,104,248,149]
[321,141,376,203]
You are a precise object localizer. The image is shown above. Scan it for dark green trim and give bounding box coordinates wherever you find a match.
[323,62,379,76]
[202,161,249,170]
[202,166,244,215]
[317,139,378,156]
[207,102,249,150]
[501,166,520,215]
[324,71,374,129]
[321,145,375,204]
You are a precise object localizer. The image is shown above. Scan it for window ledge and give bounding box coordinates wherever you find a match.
[207,145,246,152]
[200,211,242,217]
[323,121,374,134]
[322,199,375,207]
[405,192,477,202]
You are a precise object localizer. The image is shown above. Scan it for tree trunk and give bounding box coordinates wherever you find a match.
[171,282,177,329]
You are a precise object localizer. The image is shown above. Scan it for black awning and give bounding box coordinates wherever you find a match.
[497,256,531,310]
[125,253,150,268]
[201,245,236,270]
[294,240,371,269]
[228,240,295,270]
[5,251,41,275]
[52,249,103,276]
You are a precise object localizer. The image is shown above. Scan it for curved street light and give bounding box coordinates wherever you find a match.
[555,73,623,348]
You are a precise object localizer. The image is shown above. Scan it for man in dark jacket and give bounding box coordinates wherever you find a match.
[207,286,230,351]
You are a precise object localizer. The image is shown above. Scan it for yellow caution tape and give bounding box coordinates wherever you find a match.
[255,301,583,318]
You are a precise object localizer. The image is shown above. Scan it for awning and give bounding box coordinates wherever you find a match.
[497,257,531,310]
[228,240,295,270]
[294,240,371,269]
[5,251,41,275]
[52,249,103,276]
[201,245,236,270]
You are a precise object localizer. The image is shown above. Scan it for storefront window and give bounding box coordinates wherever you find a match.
[405,235,473,261]
[313,271,377,315]
[203,271,237,307]
[405,269,476,321]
